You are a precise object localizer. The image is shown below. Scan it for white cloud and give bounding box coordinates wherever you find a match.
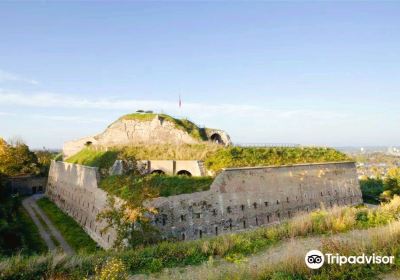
[30,114,107,123]
[1,90,368,146]
[0,89,398,147]
[0,111,15,116]
[0,90,345,122]
[0,70,39,85]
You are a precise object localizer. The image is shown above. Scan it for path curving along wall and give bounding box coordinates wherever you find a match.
[46,161,117,249]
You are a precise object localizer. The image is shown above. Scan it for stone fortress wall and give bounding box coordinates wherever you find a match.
[151,161,362,240]
[46,161,117,249]
[111,160,207,176]
[46,160,362,248]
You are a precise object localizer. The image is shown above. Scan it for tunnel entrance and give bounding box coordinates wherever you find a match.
[177,170,192,176]
[151,170,165,175]
[210,133,224,145]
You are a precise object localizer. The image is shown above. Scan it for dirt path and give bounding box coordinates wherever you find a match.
[130,222,400,280]
[22,194,74,255]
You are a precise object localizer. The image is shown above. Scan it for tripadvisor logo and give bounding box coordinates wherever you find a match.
[305,250,395,269]
[305,250,324,269]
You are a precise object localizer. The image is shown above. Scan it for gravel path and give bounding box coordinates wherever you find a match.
[22,194,74,255]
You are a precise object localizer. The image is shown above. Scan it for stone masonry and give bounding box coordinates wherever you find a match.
[63,115,232,158]
[46,160,362,248]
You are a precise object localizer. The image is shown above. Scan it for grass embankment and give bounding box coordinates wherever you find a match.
[204,146,350,172]
[66,145,349,173]
[100,174,214,201]
[2,197,400,279]
[65,148,119,170]
[15,207,47,255]
[36,198,99,254]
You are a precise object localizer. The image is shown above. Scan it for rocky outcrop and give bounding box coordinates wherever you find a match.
[63,113,232,158]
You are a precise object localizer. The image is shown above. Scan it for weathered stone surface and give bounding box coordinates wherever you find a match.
[10,175,47,195]
[63,115,232,158]
[109,160,124,176]
[149,162,363,240]
[46,161,362,248]
[46,161,117,249]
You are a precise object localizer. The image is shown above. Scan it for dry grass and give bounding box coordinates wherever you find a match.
[120,143,222,161]
[133,220,400,280]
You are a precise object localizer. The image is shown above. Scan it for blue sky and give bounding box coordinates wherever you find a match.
[0,2,399,149]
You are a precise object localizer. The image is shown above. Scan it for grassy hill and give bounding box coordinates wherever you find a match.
[65,145,350,172]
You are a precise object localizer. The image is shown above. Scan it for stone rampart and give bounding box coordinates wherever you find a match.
[47,161,362,247]
[46,161,117,249]
[149,161,362,240]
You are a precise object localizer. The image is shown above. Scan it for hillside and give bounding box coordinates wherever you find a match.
[65,145,350,172]
[62,112,231,158]
[118,113,208,141]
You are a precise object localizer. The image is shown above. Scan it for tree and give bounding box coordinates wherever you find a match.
[97,195,160,249]
[0,138,40,176]
[380,168,400,202]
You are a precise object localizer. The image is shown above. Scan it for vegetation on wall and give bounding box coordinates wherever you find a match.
[120,143,222,161]
[100,174,213,200]
[66,145,349,174]
[97,174,212,248]
[65,148,119,175]
[204,146,350,172]
[2,197,400,279]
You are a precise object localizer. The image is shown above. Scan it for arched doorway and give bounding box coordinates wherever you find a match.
[210,133,224,145]
[151,170,165,175]
[177,170,192,176]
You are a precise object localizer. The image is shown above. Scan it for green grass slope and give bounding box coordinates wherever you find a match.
[66,145,349,173]
[205,146,350,171]
[65,148,119,170]
[100,174,213,202]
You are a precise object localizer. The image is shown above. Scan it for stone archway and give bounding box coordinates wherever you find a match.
[177,170,192,176]
[151,170,165,175]
[210,133,224,145]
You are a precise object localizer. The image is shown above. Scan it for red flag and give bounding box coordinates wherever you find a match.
[179,95,182,108]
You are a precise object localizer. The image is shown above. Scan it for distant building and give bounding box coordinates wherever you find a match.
[9,175,47,195]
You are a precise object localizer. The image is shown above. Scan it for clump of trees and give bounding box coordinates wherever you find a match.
[0,137,52,256]
[360,167,400,203]
[0,137,55,177]
[0,138,40,176]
